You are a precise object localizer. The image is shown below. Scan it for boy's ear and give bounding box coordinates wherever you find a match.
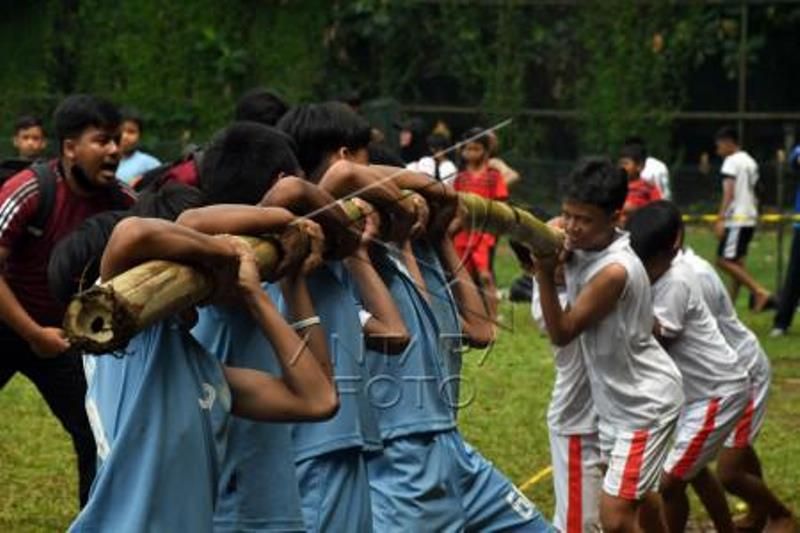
[337,146,352,162]
[62,138,77,162]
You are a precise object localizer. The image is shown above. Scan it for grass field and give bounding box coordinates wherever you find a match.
[1,227,798,531]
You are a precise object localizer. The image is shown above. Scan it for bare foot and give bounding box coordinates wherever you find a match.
[765,513,797,533]
[752,291,772,313]
[734,512,767,532]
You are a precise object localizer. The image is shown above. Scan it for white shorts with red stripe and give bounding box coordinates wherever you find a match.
[664,392,750,480]
[724,370,770,448]
[548,431,603,533]
[603,418,677,500]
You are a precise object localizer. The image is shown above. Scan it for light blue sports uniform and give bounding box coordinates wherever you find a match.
[412,240,464,412]
[70,321,230,533]
[363,242,552,533]
[192,283,306,532]
[271,264,376,533]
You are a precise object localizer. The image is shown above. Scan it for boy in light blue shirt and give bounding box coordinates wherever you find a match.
[52,213,337,533]
[117,108,161,183]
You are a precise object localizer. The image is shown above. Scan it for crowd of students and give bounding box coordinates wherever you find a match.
[0,89,795,533]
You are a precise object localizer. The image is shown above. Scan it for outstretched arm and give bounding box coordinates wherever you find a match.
[175,204,295,236]
[318,161,416,242]
[100,217,239,282]
[260,177,360,258]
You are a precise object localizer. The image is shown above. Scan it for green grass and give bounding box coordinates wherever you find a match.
[1,228,798,531]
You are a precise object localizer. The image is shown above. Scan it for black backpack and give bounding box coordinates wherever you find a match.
[0,159,130,238]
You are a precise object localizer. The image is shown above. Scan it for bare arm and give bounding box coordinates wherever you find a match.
[99,217,239,282]
[318,161,416,241]
[345,250,409,354]
[279,270,333,379]
[225,287,338,422]
[176,204,295,235]
[488,157,520,186]
[435,237,494,348]
[0,247,69,357]
[260,177,360,259]
[535,261,627,347]
[717,178,735,219]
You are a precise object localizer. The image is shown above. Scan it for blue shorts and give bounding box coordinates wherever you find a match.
[295,448,373,533]
[366,432,464,533]
[439,431,552,532]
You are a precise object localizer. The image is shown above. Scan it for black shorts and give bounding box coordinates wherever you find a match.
[717,226,755,260]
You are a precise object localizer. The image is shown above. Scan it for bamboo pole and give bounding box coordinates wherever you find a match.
[64,194,560,353]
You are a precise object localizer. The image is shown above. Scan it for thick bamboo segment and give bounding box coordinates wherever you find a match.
[457,192,562,255]
[65,193,559,353]
[63,236,281,354]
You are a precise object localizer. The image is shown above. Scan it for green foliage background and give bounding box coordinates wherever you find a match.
[0,1,798,162]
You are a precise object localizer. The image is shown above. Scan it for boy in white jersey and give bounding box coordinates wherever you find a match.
[533,158,684,532]
[713,126,772,310]
[628,201,752,532]
[525,240,602,533]
[681,247,795,532]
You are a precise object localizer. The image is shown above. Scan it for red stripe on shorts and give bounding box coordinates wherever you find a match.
[671,398,721,478]
[567,435,583,533]
[733,394,755,448]
[619,429,649,500]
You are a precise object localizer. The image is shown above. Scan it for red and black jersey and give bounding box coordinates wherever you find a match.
[0,160,135,326]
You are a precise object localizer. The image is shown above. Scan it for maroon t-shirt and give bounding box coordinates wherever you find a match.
[0,160,136,326]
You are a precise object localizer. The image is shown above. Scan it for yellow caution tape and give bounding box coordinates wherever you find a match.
[682,213,800,223]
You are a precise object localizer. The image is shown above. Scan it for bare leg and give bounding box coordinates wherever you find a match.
[717,447,795,532]
[637,491,669,533]
[601,492,646,533]
[478,271,498,322]
[660,472,690,533]
[690,466,735,533]
[716,258,770,310]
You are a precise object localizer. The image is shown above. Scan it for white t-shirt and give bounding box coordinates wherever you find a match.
[531,280,598,435]
[721,150,759,227]
[652,256,750,402]
[406,157,457,185]
[565,231,684,430]
[641,157,671,200]
[679,248,771,381]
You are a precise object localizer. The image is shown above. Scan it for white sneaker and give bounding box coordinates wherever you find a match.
[769,328,786,338]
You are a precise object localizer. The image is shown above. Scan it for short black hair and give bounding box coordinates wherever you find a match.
[132,182,205,220]
[120,107,144,130]
[234,88,289,127]
[619,142,646,166]
[627,200,684,263]
[277,101,371,179]
[200,121,300,205]
[14,115,45,135]
[715,125,739,145]
[48,211,127,304]
[427,133,450,153]
[461,127,491,151]
[367,143,406,167]
[53,94,121,145]
[564,157,628,214]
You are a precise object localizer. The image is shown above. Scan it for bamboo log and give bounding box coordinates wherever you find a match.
[64,194,560,353]
[63,236,282,354]
[457,192,562,255]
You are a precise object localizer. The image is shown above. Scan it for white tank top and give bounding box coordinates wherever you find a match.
[680,248,770,382]
[531,281,598,435]
[565,231,684,430]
